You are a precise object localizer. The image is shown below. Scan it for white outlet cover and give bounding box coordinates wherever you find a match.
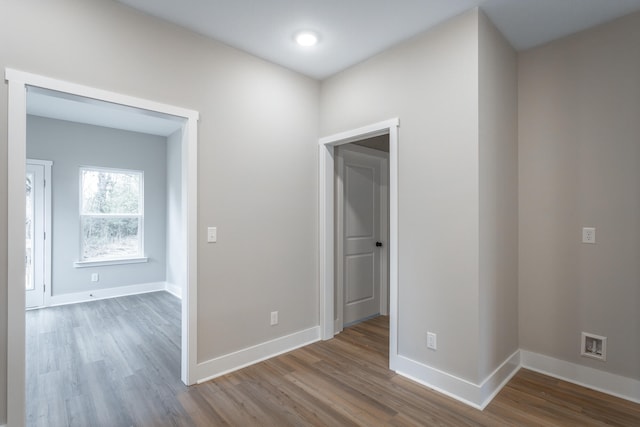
[582,227,596,244]
[427,332,437,350]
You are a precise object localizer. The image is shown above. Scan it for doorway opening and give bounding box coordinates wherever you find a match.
[25,159,52,309]
[318,118,399,371]
[334,138,389,334]
[6,69,199,426]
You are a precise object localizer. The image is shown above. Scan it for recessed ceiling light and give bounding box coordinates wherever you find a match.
[295,31,319,47]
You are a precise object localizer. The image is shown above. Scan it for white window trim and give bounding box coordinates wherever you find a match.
[74,257,148,268]
[78,166,145,264]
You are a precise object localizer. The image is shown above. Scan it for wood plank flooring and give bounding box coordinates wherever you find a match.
[27,291,184,426]
[27,292,640,426]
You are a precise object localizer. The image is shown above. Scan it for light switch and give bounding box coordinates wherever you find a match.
[207,227,217,243]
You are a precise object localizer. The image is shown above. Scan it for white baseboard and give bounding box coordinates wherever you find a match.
[395,350,521,410]
[196,326,321,384]
[164,282,183,299]
[48,282,167,306]
[521,350,640,404]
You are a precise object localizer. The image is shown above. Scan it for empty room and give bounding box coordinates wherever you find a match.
[1,0,640,426]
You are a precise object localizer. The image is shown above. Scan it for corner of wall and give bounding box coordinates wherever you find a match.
[395,350,521,409]
[477,3,519,381]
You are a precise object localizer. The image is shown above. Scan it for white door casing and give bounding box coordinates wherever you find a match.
[25,160,52,308]
[336,145,388,330]
[6,68,199,427]
[318,117,399,371]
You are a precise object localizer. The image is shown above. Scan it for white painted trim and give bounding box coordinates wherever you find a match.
[334,149,345,335]
[7,73,27,427]
[396,350,521,410]
[74,257,149,268]
[196,327,321,383]
[165,282,183,299]
[318,118,399,371]
[319,119,397,146]
[388,122,398,371]
[6,68,199,426]
[318,142,334,341]
[41,282,166,307]
[183,111,199,386]
[5,69,198,122]
[521,350,640,404]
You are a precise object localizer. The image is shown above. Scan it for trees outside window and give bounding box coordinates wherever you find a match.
[80,167,143,261]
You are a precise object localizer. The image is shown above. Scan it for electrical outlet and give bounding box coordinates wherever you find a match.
[427,332,437,350]
[91,273,99,282]
[270,311,278,326]
[582,227,596,244]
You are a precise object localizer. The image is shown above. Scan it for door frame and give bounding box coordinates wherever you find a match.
[6,68,200,426]
[335,144,389,333]
[25,159,53,308]
[318,118,399,370]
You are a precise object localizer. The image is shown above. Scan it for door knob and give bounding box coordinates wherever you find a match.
[376,241,383,247]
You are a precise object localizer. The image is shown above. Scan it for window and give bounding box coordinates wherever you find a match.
[79,167,144,263]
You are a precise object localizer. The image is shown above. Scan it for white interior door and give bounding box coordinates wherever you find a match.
[338,146,383,326]
[26,161,50,308]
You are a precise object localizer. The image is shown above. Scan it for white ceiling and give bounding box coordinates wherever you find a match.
[27,0,640,133]
[116,0,640,80]
[27,87,185,137]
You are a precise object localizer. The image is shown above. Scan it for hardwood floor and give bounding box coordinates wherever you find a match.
[27,291,184,426]
[27,292,640,426]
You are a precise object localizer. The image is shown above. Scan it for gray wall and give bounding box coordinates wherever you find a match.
[166,129,184,289]
[322,9,518,384]
[477,12,519,379]
[26,115,167,295]
[518,11,640,380]
[323,9,480,383]
[0,0,320,420]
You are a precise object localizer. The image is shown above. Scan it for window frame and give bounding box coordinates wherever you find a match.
[74,166,147,267]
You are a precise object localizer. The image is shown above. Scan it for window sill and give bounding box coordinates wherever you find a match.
[74,257,148,268]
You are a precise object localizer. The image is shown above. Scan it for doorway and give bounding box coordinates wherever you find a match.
[25,160,52,309]
[318,118,399,371]
[335,140,389,333]
[6,68,199,426]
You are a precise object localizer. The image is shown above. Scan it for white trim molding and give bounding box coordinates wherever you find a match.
[196,327,321,384]
[43,282,166,307]
[521,350,640,404]
[318,118,399,371]
[6,68,199,426]
[74,257,149,268]
[396,350,640,409]
[396,350,521,410]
